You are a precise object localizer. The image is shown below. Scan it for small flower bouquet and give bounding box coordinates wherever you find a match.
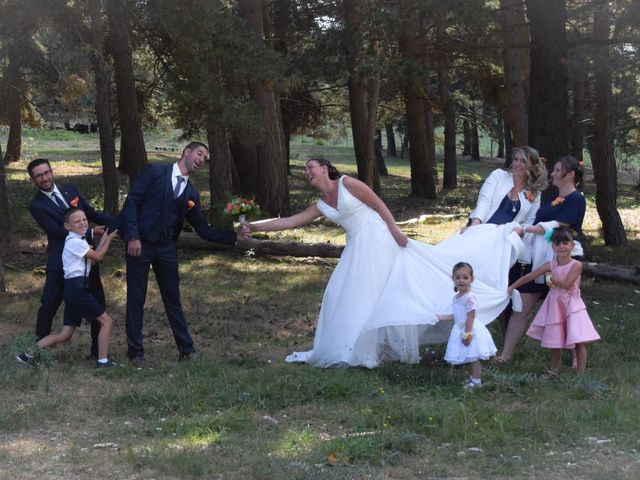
[224,196,261,223]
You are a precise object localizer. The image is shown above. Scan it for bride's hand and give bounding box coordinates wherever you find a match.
[392,228,409,247]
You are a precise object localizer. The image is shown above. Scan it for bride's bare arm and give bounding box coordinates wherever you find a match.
[342,176,408,247]
[249,204,323,232]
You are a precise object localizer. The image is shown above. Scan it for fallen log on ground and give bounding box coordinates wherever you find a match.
[178,233,640,284]
[582,262,640,285]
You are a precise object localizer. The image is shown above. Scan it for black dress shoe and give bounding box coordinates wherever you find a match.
[129,356,145,367]
[178,351,197,361]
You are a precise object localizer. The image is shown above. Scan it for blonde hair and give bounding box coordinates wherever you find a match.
[510,146,548,193]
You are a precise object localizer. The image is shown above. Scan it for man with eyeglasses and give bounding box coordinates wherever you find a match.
[27,158,114,359]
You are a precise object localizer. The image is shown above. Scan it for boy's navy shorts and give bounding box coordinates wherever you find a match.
[63,277,105,326]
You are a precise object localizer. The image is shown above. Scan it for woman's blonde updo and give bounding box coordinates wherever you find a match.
[509,146,548,193]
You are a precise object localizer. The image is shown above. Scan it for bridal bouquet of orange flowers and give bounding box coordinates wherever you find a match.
[224,196,261,223]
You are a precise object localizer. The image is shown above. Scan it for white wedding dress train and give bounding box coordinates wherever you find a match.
[285,177,523,368]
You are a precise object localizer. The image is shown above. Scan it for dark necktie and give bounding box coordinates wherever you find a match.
[174,176,184,199]
[52,192,67,210]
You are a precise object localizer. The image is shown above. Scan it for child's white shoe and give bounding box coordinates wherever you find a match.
[463,376,483,389]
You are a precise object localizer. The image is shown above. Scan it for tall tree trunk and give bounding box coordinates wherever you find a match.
[436,9,456,190]
[526,0,569,164]
[400,0,437,199]
[0,142,9,292]
[497,111,505,159]
[343,0,381,192]
[471,102,480,161]
[374,129,388,176]
[592,0,627,246]
[462,118,471,155]
[503,117,513,166]
[230,139,259,195]
[570,47,587,161]
[89,0,118,215]
[384,123,397,157]
[207,121,234,224]
[107,0,147,185]
[4,44,22,163]
[238,0,290,216]
[273,0,292,174]
[400,131,409,158]
[498,0,529,146]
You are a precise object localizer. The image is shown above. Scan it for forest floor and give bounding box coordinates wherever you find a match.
[1,132,639,479]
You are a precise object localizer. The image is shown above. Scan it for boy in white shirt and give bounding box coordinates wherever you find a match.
[17,208,119,367]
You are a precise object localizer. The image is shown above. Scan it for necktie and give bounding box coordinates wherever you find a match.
[173,176,185,199]
[52,192,67,210]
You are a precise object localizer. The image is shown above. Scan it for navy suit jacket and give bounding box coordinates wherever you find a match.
[29,184,113,271]
[121,164,236,246]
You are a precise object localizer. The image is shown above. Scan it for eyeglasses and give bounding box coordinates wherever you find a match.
[32,169,53,181]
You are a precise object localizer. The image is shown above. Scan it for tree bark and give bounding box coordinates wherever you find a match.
[592,0,627,246]
[503,117,513,166]
[436,10,456,190]
[471,102,480,161]
[0,142,9,292]
[525,0,569,163]
[343,0,381,192]
[4,43,22,163]
[238,0,290,216]
[374,129,388,176]
[498,0,529,146]
[400,0,437,199]
[570,47,587,161]
[107,0,147,185]
[89,0,119,215]
[462,118,471,155]
[497,111,505,159]
[384,123,397,157]
[207,121,234,225]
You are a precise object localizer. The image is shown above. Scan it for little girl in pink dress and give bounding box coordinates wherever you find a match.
[508,227,599,376]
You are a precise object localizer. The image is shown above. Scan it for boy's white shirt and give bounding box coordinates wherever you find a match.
[62,231,91,279]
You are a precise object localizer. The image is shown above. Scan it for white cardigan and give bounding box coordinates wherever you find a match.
[469,169,540,227]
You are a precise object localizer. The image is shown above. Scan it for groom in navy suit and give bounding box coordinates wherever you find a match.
[121,142,245,363]
[27,158,114,357]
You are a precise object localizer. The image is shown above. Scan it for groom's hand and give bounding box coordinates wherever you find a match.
[128,239,142,257]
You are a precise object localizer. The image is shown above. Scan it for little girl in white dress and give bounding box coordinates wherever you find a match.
[437,262,497,388]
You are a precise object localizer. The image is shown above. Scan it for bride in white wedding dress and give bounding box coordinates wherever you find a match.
[248,158,523,368]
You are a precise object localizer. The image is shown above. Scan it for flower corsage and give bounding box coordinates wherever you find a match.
[461,331,474,341]
[525,190,537,202]
[70,196,80,207]
[186,200,196,211]
[550,196,565,207]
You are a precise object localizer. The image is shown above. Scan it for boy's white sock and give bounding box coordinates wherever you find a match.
[97,358,109,364]
[470,376,482,385]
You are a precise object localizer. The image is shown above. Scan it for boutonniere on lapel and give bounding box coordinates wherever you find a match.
[187,200,196,211]
[525,191,537,202]
[551,196,565,207]
[70,196,80,207]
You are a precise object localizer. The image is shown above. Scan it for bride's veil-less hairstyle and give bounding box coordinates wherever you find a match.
[507,146,548,193]
[307,157,341,180]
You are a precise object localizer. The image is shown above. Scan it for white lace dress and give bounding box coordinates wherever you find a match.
[285,176,522,368]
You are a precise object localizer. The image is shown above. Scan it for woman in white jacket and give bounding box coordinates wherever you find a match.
[464,146,548,336]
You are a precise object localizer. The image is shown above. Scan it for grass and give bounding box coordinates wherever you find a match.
[1,133,640,478]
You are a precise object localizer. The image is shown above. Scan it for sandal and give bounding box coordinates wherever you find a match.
[492,355,509,364]
[540,369,559,381]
